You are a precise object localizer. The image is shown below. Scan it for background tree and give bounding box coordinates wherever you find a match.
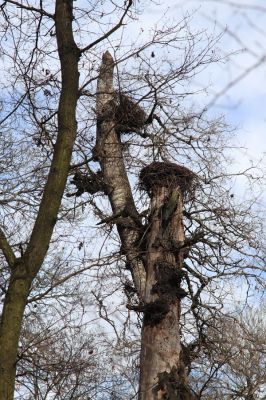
[17,316,99,399]
[189,304,266,399]
[0,0,80,397]
[0,1,265,399]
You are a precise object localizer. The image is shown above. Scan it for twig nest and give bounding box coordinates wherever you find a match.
[97,91,147,134]
[114,92,147,133]
[139,161,196,197]
[69,170,106,196]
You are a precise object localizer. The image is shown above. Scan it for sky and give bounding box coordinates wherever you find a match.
[145,1,266,156]
[132,0,266,209]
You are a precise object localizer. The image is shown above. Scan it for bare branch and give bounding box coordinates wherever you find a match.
[80,0,133,54]
[1,0,54,18]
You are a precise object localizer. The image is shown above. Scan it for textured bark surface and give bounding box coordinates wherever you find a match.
[0,1,79,398]
[139,186,186,400]
[0,268,31,400]
[96,52,193,400]
[96,51,146,299]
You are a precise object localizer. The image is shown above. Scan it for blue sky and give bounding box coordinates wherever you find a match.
[74,0,266,173]
[143,0,266,155]
[133,0,266,208]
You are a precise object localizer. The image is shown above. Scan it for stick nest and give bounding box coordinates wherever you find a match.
[102,92,147,134]
[115,93,147,133]
[139,162,196,196]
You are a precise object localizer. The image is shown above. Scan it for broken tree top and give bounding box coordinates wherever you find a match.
[139,162,196,195]
[102,50,114,64]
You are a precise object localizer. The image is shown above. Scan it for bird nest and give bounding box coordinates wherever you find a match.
[139,162,196,197]
[98,92,147,134]
[114,92,147,134]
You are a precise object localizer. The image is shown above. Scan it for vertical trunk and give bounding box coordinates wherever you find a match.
[95,53,195,399]
[0,1,79,398]
[0,270,31,399]
[139,185,188,400]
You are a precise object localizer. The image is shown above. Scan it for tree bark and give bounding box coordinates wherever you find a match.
[139,186,189,400]
[0,1,79,398]
[95,52,193,400]
[95,51,146,299]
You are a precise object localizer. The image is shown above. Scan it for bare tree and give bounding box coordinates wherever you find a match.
[0,0,80,397]
[92,47,265,398]
[94,52,197,398]
[0,1,265,400]
[189,304,266,399]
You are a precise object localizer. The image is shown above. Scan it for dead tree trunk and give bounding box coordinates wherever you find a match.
[95,52,195,400]
[95,51,146,299]
[138,163,194,400]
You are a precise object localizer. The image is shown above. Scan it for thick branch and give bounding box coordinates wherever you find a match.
[0,2,79,397]
[0,228,16,268]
